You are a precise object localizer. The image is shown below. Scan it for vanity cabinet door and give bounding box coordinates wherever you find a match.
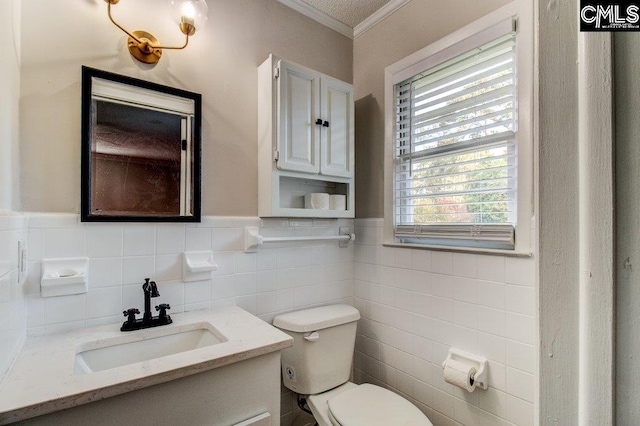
[320,76,354,178]
[276,60,321,174]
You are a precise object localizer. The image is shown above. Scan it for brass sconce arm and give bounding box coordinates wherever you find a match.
[155,34,189,51]
[105,0,201,64]
[107,1,142,44]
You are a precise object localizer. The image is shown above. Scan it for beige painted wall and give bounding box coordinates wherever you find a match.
[19,0,352,216]
[352,0,511,218]
[0,0,21,211]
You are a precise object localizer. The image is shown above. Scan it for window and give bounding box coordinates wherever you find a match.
[385,4,533,254]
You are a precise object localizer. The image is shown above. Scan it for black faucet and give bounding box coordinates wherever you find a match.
[142,278,160,323]
[121,278,173,332]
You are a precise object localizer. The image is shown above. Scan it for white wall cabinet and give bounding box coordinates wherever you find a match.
[258,54,354,218]
[276,60,320,174]
[319,76,354,178]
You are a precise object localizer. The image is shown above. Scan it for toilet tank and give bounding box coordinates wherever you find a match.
[273,304,360,395]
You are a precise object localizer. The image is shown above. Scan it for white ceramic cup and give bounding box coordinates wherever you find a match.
[329,194,346,211]
[305,193,330,210]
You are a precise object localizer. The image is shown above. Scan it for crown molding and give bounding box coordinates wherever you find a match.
[277,0,354,39]
[354,0,412,38]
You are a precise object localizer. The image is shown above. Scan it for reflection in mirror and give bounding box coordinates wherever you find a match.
[93,99,188,216]
[81,67,201,222]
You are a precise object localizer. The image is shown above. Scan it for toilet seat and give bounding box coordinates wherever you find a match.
[327,384,432,426]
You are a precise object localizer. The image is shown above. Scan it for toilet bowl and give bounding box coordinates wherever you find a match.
[273,304,433,426]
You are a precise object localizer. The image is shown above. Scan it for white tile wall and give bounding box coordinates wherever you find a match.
[21,214,354,426]
[24,214,355,337]
[353,219,536,426]
[10,213,538,425]
[0,212,27,384]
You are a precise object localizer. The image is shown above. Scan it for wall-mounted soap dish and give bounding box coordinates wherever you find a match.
[41,257,89,297]
[183,251,218,282]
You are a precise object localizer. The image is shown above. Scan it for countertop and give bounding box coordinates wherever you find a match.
[0,306,293,424]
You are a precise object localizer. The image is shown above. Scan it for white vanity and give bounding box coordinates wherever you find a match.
[0,307,292,425]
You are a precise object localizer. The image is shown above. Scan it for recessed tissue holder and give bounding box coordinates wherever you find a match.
[183,251,218,282]
[41,257,89,298]
[442,347,488,391]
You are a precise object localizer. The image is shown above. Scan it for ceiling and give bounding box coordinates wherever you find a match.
[279,0,409,38]
[299,0,392,28]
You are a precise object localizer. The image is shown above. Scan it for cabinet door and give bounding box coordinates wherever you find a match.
[320,76,354,178]
[277,61,320,174]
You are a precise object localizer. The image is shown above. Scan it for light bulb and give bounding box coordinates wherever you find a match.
[182,2,196,18]
[168,0,208,35]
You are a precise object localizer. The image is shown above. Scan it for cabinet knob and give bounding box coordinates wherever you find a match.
[323,121,330,127]
[315,119,323,126]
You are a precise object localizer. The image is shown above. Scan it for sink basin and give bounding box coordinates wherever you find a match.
[74,322,227,375]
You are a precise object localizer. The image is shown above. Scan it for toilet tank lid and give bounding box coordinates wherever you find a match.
[273,304,360,332]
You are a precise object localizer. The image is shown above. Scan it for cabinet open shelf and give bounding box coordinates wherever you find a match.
[263,174,353,218]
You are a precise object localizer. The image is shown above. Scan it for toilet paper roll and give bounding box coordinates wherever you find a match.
[305,193,330,210]
[443,359,477,392]
[329,194,346,211]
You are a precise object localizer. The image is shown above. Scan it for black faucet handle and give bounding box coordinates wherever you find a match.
[155,303,171,312]
[155,303,171,321]
[123,308,140,323]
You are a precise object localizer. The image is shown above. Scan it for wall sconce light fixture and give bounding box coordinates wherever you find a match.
[105,0,208,65]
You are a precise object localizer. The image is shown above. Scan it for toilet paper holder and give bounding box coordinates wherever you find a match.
[442,348,488,390]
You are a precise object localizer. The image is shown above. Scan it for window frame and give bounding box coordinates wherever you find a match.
[383,0,534,255]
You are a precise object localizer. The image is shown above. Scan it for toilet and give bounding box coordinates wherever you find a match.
[273,304,433,426]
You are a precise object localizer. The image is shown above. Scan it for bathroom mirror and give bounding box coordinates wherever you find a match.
[81,67,201,222]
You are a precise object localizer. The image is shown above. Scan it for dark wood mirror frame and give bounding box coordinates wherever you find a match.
[81,66,202,222]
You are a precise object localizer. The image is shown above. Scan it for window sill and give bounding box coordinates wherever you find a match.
[382,241,533,258]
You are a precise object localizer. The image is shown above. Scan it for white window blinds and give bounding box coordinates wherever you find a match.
[394,24,517,249]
